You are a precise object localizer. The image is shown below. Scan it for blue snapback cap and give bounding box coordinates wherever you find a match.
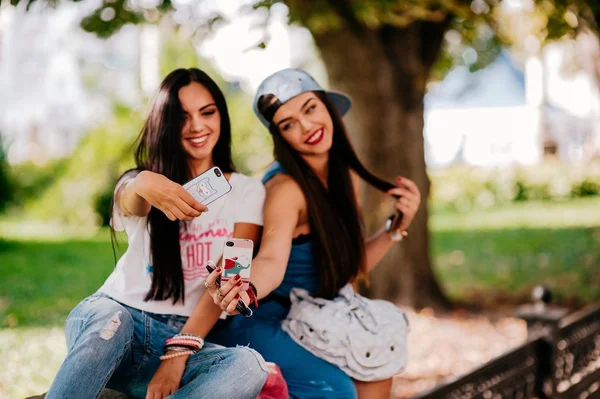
[253,68,352,127]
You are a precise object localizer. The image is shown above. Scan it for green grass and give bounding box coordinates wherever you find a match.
[0,232,125,328]
[432,227,600,306]
[1,198,600,328]
[430,198,600,307]
[431,197,600,231]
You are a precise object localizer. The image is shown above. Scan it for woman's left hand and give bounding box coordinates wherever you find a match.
[386,176,421,232]
[146,356,187,399]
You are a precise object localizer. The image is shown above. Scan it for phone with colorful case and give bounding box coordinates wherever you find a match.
[183,166,232,206]
[221,238,253,291]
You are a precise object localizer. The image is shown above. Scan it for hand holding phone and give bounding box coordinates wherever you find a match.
[205,258,253,318]
[131,171,207,221]
[183,166,232,206]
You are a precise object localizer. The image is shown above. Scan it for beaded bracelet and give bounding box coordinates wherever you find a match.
[160,350,195,361]
[162,333,204,361]
[171,333,205,343]
[165,342,201,349]
[166,334,204,346]
[165,339,203,348]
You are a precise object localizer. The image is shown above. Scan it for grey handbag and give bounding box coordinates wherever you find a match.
[281,284,409,381]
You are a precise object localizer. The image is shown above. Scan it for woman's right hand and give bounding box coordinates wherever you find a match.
[204,264,250,315]
[133,171,207,221]
[146,355,187,399]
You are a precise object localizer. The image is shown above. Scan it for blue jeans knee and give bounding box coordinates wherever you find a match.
[65,294,134,356]
[46,295,135,399]
[235,345,269,372]
[232,346,269,392]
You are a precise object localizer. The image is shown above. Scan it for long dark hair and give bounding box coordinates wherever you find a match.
[112,68,234,304]
[264,92,394,299]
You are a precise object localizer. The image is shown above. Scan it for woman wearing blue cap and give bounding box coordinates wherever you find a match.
[152,69,421,398]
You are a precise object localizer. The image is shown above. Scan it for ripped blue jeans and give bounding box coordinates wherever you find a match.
[46,293,268,399]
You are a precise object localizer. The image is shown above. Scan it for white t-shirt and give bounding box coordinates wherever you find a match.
[99,171,266,316]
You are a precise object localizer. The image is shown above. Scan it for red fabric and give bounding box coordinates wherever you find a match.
[258,363,289,399]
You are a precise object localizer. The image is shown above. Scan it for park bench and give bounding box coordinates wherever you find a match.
[415,290,600,399]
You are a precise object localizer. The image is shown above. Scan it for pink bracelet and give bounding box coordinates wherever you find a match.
[160,350,195,360]
[166,338,203,345]
[165,339,203,349]
[166,337,204,346]
[167,334,204,343]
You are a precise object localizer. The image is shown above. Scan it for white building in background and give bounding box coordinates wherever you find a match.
[424,46,600,168]
[0,1,141,164]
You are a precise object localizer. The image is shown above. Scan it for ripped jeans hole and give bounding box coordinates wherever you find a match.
[100,311,123,340]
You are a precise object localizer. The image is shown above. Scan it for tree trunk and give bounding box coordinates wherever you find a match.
[313,21,452,310]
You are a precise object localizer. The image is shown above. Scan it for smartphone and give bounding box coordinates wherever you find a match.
[183,166,232,206]
[221,238,253,292]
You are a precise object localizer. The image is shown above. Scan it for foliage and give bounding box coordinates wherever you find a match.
[8,0,598,86]
[6,21,274,228]
[493,0,596,56]
[22,104,140,228]
[9,0,597,135]
[0,136,12,212]
[430,160,600,212]
[158,23,204,78]
[8,159,68,208]
[94,187,114,227]
[10,0,591,101]
[79,0,172,39]
[228,92,274,177]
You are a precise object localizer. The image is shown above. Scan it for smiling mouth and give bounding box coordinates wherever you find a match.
[186,135,209,146]
[305,129,324,145]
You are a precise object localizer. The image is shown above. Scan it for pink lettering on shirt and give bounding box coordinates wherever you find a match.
[180,218,233,281]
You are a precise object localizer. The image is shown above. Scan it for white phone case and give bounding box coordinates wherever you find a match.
[183,166,232,206]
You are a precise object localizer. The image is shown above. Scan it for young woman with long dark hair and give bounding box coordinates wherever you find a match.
[46,68,268,399]
[146,69,421,398]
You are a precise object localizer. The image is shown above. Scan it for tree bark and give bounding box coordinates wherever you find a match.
[313,20,452,310]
